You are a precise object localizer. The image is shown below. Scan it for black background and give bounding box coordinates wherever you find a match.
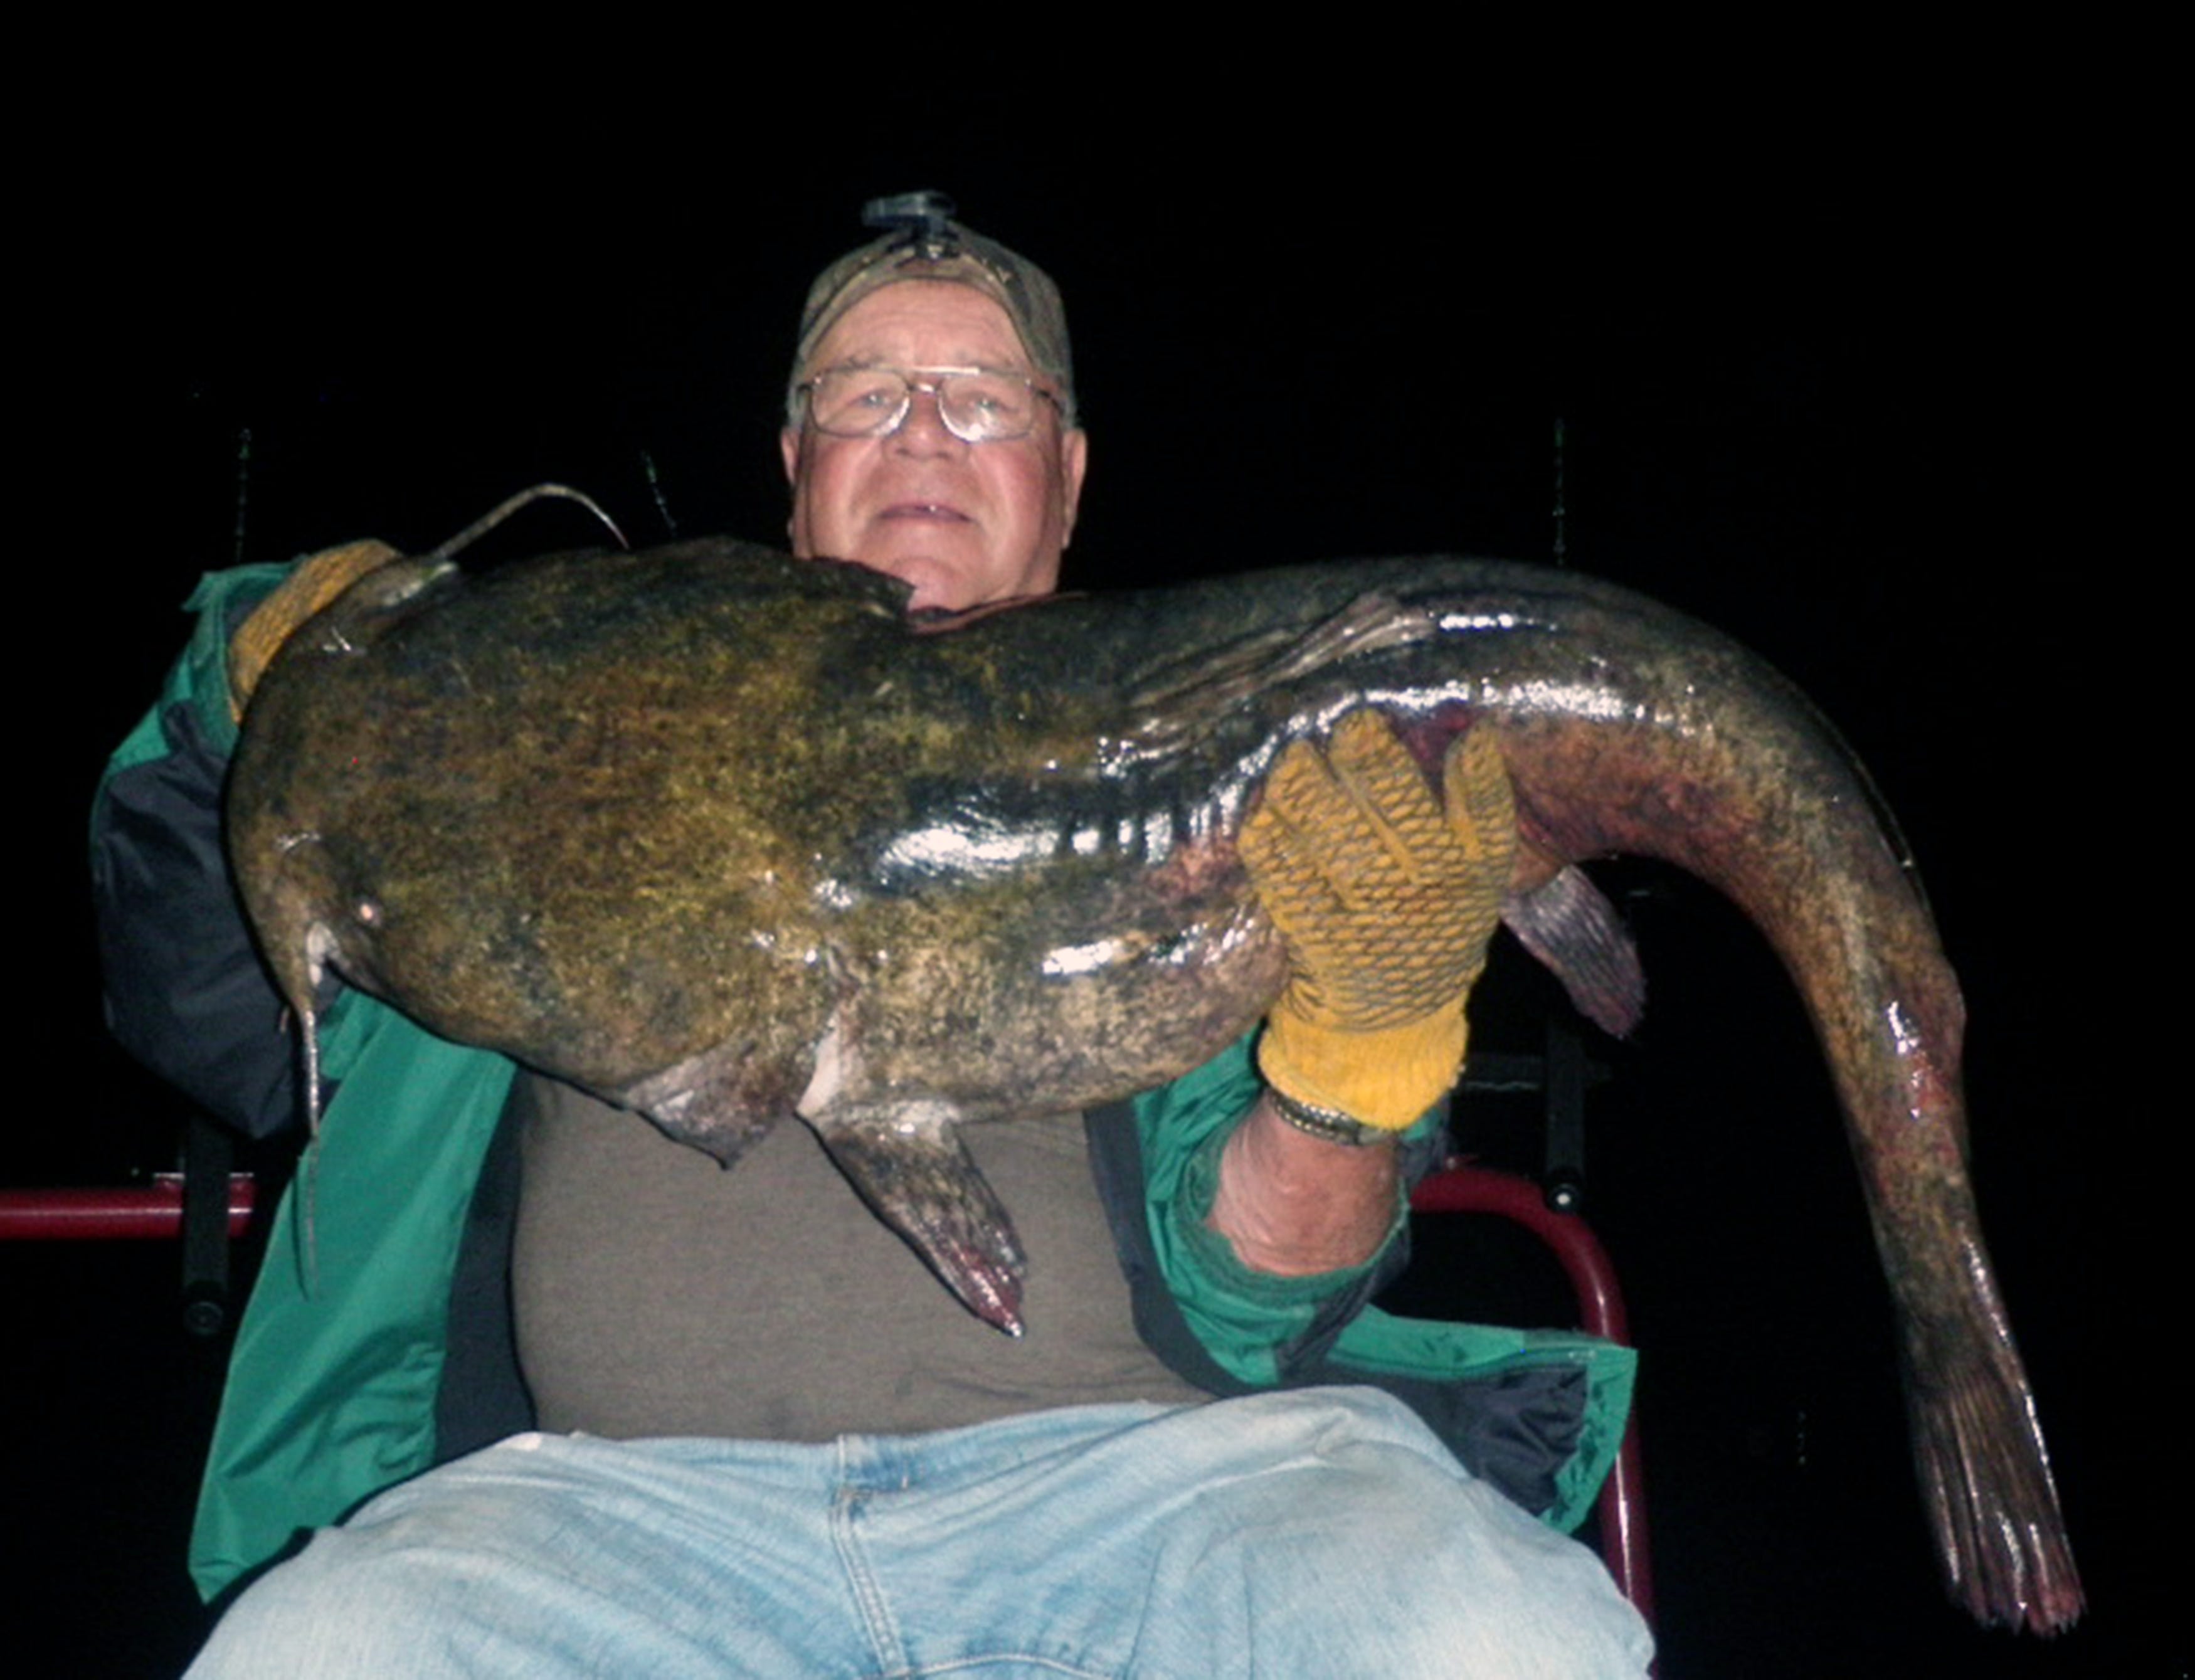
[13,78,2163,1677]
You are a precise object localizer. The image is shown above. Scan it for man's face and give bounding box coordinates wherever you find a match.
[783,282,1088,610]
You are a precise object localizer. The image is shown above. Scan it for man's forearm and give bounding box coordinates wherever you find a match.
[1204,1094,1400,1277]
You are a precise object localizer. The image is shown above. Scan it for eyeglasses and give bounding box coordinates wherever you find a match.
[799,365,1062,444]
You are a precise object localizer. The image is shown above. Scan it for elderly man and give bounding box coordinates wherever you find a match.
[98,194,1651,1676]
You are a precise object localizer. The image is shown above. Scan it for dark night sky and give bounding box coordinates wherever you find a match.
[19,93,2159,1674]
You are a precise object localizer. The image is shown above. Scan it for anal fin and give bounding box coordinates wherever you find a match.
[1501,864,1646,1037]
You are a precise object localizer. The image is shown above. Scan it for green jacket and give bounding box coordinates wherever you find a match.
[94,563,518,1599]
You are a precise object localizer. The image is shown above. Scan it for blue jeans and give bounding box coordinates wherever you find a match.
[188,1388,1651,1677]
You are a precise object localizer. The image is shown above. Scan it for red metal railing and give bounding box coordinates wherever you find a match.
[0,1175,257,1241]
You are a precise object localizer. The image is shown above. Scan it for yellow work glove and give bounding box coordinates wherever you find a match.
[228,538,403,721]
[1240,710,1516,1135]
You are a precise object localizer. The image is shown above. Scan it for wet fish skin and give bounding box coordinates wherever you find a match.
[226,537,2078,1632]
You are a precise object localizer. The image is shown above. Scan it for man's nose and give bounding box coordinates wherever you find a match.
[892,385,963,452]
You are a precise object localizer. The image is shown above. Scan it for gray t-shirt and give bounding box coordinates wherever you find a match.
[512,1075,1210,1439]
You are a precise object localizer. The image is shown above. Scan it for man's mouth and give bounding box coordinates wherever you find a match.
[879,502,971,522]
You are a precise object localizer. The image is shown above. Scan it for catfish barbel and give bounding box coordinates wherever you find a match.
[226,537,2080,1633]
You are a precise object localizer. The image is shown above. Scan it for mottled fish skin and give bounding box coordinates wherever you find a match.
[226,538,2078,1632]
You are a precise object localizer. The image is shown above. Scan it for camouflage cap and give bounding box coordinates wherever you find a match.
[791,191,1075,424]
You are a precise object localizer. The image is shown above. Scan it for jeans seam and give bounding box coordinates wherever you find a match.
[832,1481,904,1675]
[879,1657,1123,1679]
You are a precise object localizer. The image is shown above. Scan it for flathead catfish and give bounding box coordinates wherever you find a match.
[227,537,2078,1632]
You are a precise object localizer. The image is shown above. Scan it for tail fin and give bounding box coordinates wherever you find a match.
[1905,1309,2083,1632]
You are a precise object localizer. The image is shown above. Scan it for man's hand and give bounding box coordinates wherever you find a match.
[228,539,402,721]
[1241,709,1516,1135]
[1208,712,1516,1277]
